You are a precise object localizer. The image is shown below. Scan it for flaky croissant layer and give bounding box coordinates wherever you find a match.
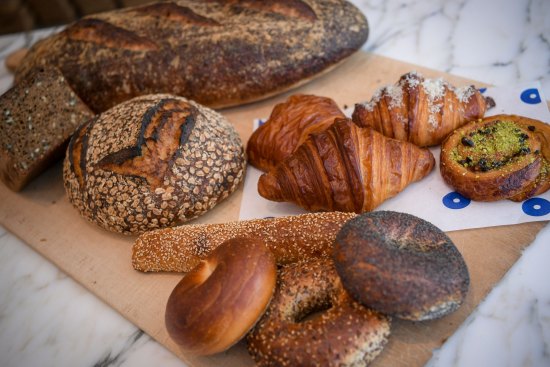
[352,71,493,147]
[258,118,435,212]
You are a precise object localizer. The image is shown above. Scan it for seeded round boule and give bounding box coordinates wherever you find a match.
[63,94,245,235]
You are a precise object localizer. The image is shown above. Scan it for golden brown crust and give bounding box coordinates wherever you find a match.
[165,237,276,356]
[15,0,368,112]
[246,94,345,172]
[352,71,489,147]
[333,211,470,321]
[257,118,435,212]
[63,94,245,235]
[440,114,548,201]
[132,211,357,272]
[246,258,391,366]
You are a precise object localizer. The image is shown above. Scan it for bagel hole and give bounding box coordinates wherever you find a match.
[294,299,333,323]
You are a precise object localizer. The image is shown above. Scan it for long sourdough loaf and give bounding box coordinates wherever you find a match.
[15,0,369,113]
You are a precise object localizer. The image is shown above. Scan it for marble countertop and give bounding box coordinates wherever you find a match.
[1,0,549,366]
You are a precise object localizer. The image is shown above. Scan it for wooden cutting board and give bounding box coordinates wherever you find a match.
[0,51,547,367]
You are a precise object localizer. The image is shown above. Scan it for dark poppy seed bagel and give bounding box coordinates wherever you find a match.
[333,211,469,321]
[63,94,245,235]
[246,258,391,367]
[165,237,277,356]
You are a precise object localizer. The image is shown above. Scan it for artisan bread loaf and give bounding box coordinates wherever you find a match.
[63,94,245,235]
[15,0,369,112]
[0,67,94,191]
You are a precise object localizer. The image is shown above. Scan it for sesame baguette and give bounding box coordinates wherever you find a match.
[15,0,368,112]
[132,212,357,273]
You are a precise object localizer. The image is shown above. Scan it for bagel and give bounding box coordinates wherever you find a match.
[333,211,469,321]
[247,258,391,367]
[165,237,276,356]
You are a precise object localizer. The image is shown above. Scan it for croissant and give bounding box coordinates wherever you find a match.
[258,118,435,212]
[352,71,495,147]
[246,94,345,172]
[440,114,550,202]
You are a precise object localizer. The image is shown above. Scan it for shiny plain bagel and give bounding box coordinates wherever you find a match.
[165,237,276,356]
[333,211,470,321]
[247,258,391,367]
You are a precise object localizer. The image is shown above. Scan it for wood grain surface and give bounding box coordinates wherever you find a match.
[0,52,547,367]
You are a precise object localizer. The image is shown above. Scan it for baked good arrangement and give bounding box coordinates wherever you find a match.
[63,94,245,235]
[440,114,550,201]
[352,71,495,146]
[149,211,469,364]
[257,118,435,212]
[0,67,94,191]
[14,0,369,112]
[247,94,346,172]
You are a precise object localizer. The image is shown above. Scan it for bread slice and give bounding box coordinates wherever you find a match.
[0,67,94,191]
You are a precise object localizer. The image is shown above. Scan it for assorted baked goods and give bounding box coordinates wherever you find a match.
[247,94,346,172]
[0,67,94,191]
[333,211,470,321]
[440,114,550,201]
[63,94,245,235]
[352,71,494,146]
[132,211,357,272]
[257,118,435,212]
[247,257,391,367]
[14,0,369,112]
[165,237,276,356]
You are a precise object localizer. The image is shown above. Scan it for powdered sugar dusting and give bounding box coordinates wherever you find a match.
[361,87,383,112]
[454,85,475,102]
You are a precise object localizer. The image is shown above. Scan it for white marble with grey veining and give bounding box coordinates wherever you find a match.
[1,0,549,366]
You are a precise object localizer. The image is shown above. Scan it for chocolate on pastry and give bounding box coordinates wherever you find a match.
[333,211,470,321]
[247,94,345,172]
[0,67,94,191]
[352,71,494,147]
[440,114,550,201]
[63,94,245,235]
[257,118,435,213]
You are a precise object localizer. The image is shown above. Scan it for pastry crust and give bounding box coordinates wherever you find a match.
[258,118,435,212]
[352,71,492,147]
[440,114,548,201]
[246,94,345,172]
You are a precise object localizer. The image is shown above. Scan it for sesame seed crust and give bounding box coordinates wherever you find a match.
[63,93,245,235]
[132,211,357,272]
[246,258,391,367]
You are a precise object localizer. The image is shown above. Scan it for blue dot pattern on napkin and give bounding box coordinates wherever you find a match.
[522,198,550,216]
[520,88,542,104]
[442,192,471,209]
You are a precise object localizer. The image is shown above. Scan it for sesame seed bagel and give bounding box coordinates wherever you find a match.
[63,94,245,235]
[333,211,470,321]
[165,237,276,356]
[247,258,391,367]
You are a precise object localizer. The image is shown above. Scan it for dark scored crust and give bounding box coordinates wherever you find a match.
[15,0,369,112]
[333,211,470,321]
[63,94,246,235]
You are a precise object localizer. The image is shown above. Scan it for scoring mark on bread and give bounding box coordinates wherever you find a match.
[131,2,221,26]
[96,98,197,189]
[229,0,317,22]
[65,18,158,51]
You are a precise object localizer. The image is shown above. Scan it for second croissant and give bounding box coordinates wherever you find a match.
[258,118,435,213]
